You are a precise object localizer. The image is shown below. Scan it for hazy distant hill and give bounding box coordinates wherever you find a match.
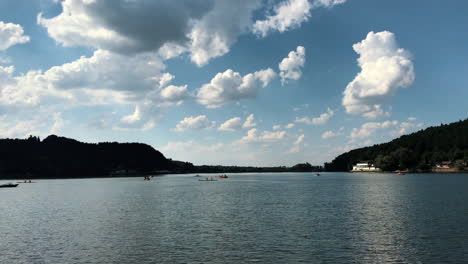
[324,119,468,172]
[0,135,168,178]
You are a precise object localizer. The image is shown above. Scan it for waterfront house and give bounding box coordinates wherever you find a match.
[351,161,381,172]
[432,161,459,172]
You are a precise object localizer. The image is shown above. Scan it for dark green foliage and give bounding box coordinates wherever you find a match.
[0,135,168,178]
[325,119,468,172]
[175,162,322,173]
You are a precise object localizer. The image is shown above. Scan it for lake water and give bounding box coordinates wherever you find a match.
[1,173,467,263]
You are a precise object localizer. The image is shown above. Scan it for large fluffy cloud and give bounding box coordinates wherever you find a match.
[189,0,261,66]
[342,31,415,118]
[196,68,276,108]
[0,49,190,130]
[160,85,189,104]
[0,21,30,51]
[279,46,306,84]
[37,0,211,54]
[38,0,262,66]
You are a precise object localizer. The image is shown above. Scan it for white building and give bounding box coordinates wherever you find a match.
[352,162,381,172]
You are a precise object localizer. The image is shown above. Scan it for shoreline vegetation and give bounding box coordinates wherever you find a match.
[0,135,322,180]
[325,119,468,173]
[0,118,466,180]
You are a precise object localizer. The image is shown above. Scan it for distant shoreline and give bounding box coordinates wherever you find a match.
[2,170,467,180]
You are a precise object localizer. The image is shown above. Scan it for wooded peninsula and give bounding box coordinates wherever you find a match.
[325,119,468,172]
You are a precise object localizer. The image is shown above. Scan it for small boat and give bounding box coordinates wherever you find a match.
[194,174,202,177]
[397,172,406,175]
[199,177,217,181]
[315,173,321,176]
[0,183,19,188]
[218,175,228,179]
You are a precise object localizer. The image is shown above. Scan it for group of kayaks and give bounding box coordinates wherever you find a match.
[195,175,229,181]
[0,180,36,188]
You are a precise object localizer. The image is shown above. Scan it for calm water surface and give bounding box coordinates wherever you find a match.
[1,173,467,263]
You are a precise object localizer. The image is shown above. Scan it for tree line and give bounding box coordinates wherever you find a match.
[0,135,321,179]
[0,135,168,178]
[324,119,468,172]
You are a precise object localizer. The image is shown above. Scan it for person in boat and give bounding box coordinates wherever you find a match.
[28,180,32,183]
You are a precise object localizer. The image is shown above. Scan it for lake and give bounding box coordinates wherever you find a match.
[1,173,467,263]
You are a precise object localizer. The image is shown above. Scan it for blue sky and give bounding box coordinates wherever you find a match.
[0,0,467,166]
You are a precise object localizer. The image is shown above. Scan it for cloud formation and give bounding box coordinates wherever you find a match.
[321,127,343,139]
[0,49,192,130]
[219,117,242,131]
[0,21,30,51]
[218,114,256,131]
[289,134,305,153]
[349,120,398,140]
[295,108,334,125]
[279,46,306,85]
[252,0,311,37]
[313,0,347,8]
[252,0,346,37]
[342,31,415,118]
[174,115,216,132]
[38,0,262,66]
[242,114,256,128]
[160,85,189,104]
[196,68,275,108]
[238,128,287,145]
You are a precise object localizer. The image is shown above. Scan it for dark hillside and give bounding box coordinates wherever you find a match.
[325,119,468,172]
[0,135,168,178]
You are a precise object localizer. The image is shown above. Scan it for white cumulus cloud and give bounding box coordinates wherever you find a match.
[252,0,311,37]
[160,85,189,104]
[321,129,342,139]
[197,68,276,108]
[349,120,399,140]
[342,31,415,118]
[238,128,287,145]
[279,46,306,85]
[174,115,216,132]
[285,123,295,129]
[219,117,243,131]
[0,21,30,51]
[295,108,334,125]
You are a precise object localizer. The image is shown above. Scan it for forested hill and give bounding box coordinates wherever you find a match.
[324,119,468,172]
[0,135,169,178]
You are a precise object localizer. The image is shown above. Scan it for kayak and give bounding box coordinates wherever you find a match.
[0,183,19,188]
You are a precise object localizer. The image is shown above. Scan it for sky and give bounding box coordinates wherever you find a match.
[0,0,467,166]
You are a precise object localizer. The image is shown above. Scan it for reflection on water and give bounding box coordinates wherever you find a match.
[1,173,467,263]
